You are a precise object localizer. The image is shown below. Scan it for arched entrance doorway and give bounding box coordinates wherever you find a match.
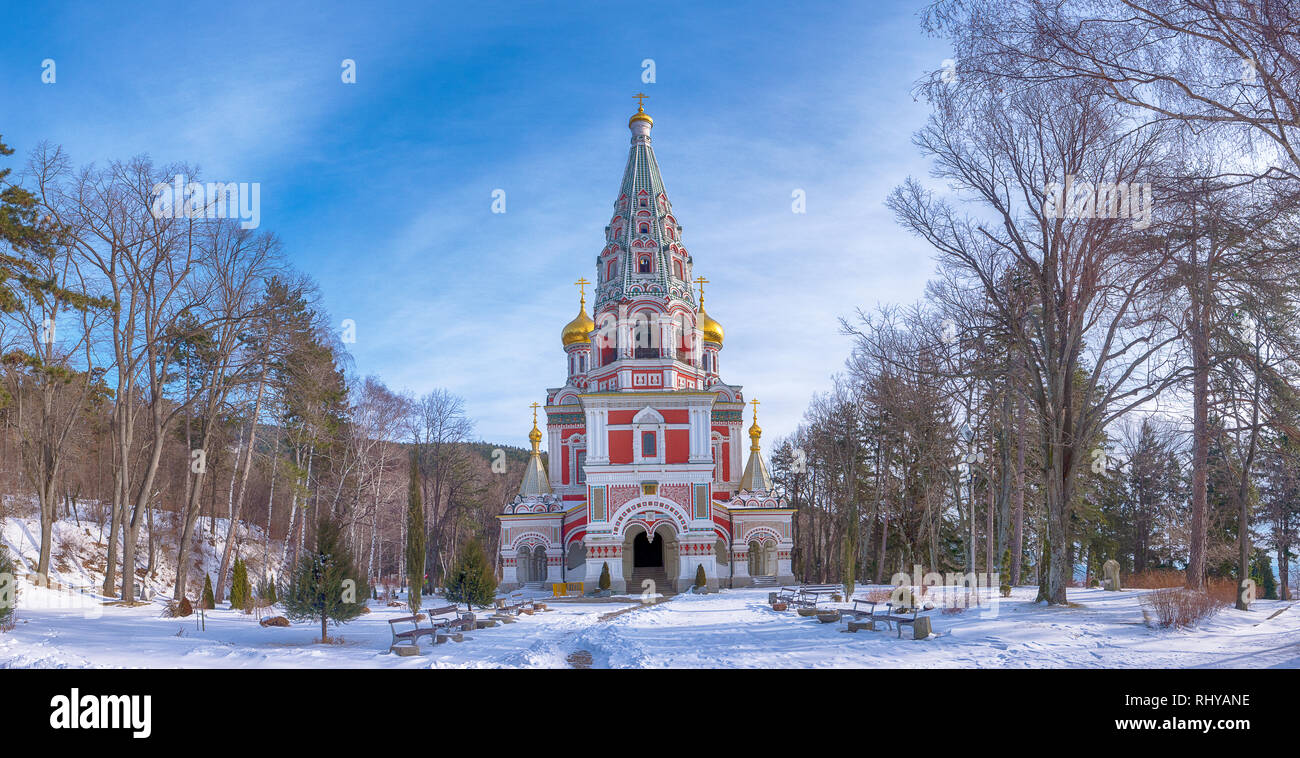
[747,539,776,578]
[621,523,678,595]
[516,544,548,584]
[633,532,663,568]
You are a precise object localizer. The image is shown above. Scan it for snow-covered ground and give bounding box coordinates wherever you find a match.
[3,579,1296,668]
[4,510,1296,668]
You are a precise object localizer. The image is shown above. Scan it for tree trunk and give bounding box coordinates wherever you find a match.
[1186,253,1211,590]
[1012,393,1026,585]
[214,426,246,603]
[1234,352,1262,610]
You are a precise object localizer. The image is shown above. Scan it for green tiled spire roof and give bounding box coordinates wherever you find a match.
[595,101,697,310]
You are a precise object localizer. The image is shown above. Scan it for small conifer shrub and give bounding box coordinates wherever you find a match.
[201,574,216,610]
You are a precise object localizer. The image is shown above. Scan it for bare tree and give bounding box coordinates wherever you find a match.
[55,156,208,602]
[888,73,1182,603]
[926,0,1300,189]
[1,143,110,578]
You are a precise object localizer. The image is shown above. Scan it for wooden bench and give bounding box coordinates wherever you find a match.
[387,615,435,648]
[779,586,820,608]
[494,593,529,615]
[881,603,934,638]
[844,598,883,620]
[796,584,844,607]
[425,604,472,632]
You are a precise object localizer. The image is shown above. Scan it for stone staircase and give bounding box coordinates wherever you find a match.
[627,567,674,597]
[750,575,778,587]
[522,581,547,591]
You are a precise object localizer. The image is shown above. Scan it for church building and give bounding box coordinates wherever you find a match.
[497,99,794,594]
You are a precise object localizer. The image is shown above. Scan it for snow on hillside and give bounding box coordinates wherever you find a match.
[1,508,286,602]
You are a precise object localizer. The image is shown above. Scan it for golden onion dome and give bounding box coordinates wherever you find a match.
[528,421,543,447]
[628,104,653,129]
[561,295,595,347]
[698,307,724,345]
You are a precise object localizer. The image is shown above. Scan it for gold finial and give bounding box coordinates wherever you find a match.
[748,398,762,451]
[694,275,709,306]
[629,94,654,128]
[694,275,724,344]
[574,277,590,307]
[528,402,543,451]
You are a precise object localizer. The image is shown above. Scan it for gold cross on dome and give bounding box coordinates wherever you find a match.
[694,275,709,303]
[530,402,540,424]
[634,92,649,108]
[750,397,760,421]
[574,277,590,299]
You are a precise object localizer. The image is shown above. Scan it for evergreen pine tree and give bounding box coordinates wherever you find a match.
[598,562,611,591]
[201,574,216,610]
[281,513,367,641]
[257,575,277,605]
[444,538,496,613]
[694,564,706,589]
[406,448,425,613]
[229,557,251,610]
[1250,549,1278,600]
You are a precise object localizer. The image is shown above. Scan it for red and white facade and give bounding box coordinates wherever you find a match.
[498,104,794,594]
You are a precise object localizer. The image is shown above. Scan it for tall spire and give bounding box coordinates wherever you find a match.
[738,398,772,492]
[596,94,695,310]
[518,402,552,496]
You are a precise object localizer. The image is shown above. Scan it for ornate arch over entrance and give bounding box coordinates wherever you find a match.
[517,544,549,583]
[621,522,679,589]
[611,496,691,539]
[746,538,776,578]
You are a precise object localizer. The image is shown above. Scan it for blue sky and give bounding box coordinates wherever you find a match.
[1,0,950,449]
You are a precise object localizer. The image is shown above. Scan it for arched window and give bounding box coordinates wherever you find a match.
[639,223,650,234]
[638,256,651,273]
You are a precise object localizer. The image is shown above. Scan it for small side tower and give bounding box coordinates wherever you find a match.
[497,404,563,591]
